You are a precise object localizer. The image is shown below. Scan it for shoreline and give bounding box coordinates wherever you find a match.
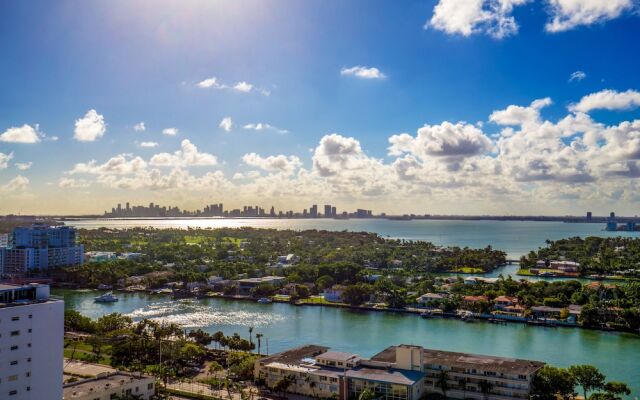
[56,286,640,335]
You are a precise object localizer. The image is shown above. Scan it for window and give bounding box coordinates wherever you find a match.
[27,358,31,362]
[10,330,20,336]
[26,387,30,392]
[11,345,18,351]
[9,390,17,396]
[10,360,18,365]
[147,383,154,390]
[28,314,32,319]
[27,343,31,348]
[28,329,32,333]
[25,372,30,377]
[8,375,18,381]
[11,316,19,321]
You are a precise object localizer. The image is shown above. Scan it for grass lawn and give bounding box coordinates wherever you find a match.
[185,235,208,244]
[451,267,485,274]
[64,339,113,365]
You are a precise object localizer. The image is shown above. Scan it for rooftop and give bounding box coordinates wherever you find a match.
[371,346,544,375]
[317,350,360,362]
[346,367,424,386]
[259,344,329,366]
[63,372,153,399]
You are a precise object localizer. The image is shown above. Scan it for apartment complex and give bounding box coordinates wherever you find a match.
[63,372,156,400]
[255,344,544,400]
[0,225,84,275]
[0,283,64,399]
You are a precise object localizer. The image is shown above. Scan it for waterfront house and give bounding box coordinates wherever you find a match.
[462,295,488,305]
[255,344,544,400]
[416,293,445,307]
[236,276,286,296]
[323,285,346,302]
[494,296,518,310]
[464,276,499,285]
[549,260,580,273]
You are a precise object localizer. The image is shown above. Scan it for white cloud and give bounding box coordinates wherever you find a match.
[243,123,288,134]
[233,81,253,92]
[15,162,32,171]
[137,141,159,148]
[545,0,634,33]
[74,109,106,142]
[0,124,43,143]
[162,128,179,136]
[58,177,90,189]
[340,66,386,79]
[133,122,146,132]
[1,175,29,192]
[219,117,233,132]
[233,170,262,180]
[570,89,640,113]
[569,71,587,82]
[150,139,217,167]
[197,77,224,89]
[242,153,302,175]
[0,152,14,169]
[69,154,148,176]
[428,0,528,39]
[490,97,552,127]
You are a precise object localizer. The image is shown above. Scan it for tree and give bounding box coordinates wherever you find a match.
[96,313,132,333]
[437,370,448,397]
[478,380,493,399]
[255,333,263,355]
[316,275,335,291]
[532,366,576,400]
[358,388,375,400]
[569,365,606,400]
[342,284,372,306]
[188,329,213,346]
[273,374,295,395]
[580,304,601,328]
[603,381,631,399]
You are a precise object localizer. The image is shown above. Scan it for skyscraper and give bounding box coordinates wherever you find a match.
[324,204,332,218]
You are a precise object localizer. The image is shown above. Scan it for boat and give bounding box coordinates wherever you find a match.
[94,292,118,303]
[257,297,272,304]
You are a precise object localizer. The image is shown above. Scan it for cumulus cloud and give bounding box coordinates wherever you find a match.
[243,123,288,134]
[69,155,148,176]
[389,121,493,160]
[0,152,14,169]
[197,77,224,89]
[197,76,269,95]
[340,66,386,79]
[490,97,552,127]
[545,0,634,32]
[428,0,529,39]
[0,124,43,143]
[233,170,262,180]
[1,175,29,192]
[234,81,253,92]
[219,117,233,132]
[569,71,587,82]
[242,153,302,175]
[74,109,106,142]
[162,128,179,136]
[570,89,640,113]
[137,141,159,148]
[58,177,91,188]
[133,122,146,132]
[150,139,217,167]
[15,162,32,171]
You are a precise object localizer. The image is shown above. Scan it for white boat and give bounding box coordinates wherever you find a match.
[257,297,272,304]
[94,292,119,303]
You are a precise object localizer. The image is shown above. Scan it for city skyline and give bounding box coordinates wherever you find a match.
[1,1,640,215]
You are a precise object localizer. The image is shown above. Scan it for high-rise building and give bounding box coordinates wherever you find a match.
[586,211,592,220]
[310,205,318,218]
[0,283,64,400]
[1,225,84,275]
[331,206,337,217]
[324,205,332,218]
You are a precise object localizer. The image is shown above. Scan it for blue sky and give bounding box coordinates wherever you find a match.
[1,0,640,215]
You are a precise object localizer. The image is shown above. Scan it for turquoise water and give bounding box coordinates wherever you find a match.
[66,218,639,258]
[58,289,640,396]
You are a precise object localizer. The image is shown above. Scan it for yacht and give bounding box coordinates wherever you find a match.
[257,297,272,304]
[94,292,119,303]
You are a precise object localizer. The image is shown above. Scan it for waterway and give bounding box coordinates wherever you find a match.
[66,218,638,259]
[56,289,640,396]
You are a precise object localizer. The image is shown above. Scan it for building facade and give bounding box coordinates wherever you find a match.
[63,372,156,400]
[0,283,64,400]
[0,225,84,275]
[255,344,544,400]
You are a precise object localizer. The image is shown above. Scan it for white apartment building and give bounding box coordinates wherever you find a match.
[63,372,156,400]
[0,283,64,400]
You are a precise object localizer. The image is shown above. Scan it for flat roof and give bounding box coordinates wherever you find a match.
[63,373,153,399]
[259,344,329,365]
[371,346,544,375]
[346,367,423,386]
[317,350,360,362]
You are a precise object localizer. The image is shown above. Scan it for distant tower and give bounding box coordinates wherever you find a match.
[586,211,592,221]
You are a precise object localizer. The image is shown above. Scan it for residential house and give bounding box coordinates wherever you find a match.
[416,293,445,307]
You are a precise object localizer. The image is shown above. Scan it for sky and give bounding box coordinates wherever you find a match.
[1,0,640,216]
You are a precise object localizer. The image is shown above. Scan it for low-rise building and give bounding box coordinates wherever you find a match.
[323,285,346,302]
[416,293,445,307]
[237,276,286,295]
[494,296,518,310]
[255,344,544,400]
[63,372,156,400]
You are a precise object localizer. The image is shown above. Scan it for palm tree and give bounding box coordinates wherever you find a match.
[249,326,254,347]
[437,370,449,398]
[458,377,468,398]
[255,333,263,355]
[479,380,493,400]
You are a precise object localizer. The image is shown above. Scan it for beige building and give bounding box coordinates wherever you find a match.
[255,344,543,400]
[63,372,156,400]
